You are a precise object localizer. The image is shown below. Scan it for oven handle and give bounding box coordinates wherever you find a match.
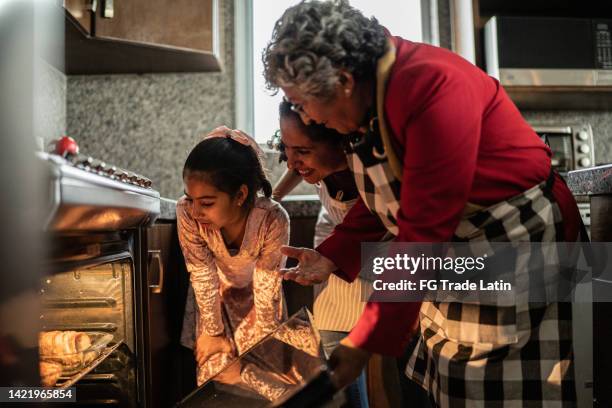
[148,250,164,294]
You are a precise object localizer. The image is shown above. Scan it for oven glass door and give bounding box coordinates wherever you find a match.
[538,132,573,174]
[177,308,332,408]
[40,254,137,406]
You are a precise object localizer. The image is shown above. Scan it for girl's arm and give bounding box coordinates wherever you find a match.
[176,198,224,336]
[253,206,290,334]
[272,169,302,201]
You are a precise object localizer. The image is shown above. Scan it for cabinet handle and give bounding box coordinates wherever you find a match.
[102,0,114,18]
[148,250,164,294]
[87,0,98,13]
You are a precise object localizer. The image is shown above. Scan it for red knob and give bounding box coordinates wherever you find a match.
[54,136,79,157]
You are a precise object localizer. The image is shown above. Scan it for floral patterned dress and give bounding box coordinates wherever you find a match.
[177,196,289,385]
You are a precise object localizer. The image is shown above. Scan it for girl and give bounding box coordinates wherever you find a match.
[177,126,289,385]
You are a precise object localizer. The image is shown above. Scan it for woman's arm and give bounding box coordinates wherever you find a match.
[347,66,483,356]
[253,206,290,334]
[272,169,303,201]
[176,198,224,336]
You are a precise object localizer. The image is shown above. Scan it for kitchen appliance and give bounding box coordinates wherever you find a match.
[177,308,342,408]
[39,151,174,406]
[484,16,612,86]
[532,124,595,175]
[531,124,594,234]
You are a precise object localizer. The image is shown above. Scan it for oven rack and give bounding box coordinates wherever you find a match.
[54,341,123,389]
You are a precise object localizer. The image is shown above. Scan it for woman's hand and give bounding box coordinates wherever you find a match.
[205,125,233,138]
[280,246,336,285]
[328,337,371,389]
[195,333,234,366]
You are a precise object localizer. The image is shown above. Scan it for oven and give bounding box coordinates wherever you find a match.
[43,233,138,406]
[38,151,168,406]
[533,124,594,235]
[533,124,595,175]
[177,308,341,408]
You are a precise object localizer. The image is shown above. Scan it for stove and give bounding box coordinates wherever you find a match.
[39,151,167,406]
[40,152,160,232]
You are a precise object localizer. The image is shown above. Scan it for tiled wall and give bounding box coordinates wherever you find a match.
[65,0,235,201]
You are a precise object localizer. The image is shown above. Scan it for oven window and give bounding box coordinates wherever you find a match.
[539,133,573,173]
[39,258,135,393]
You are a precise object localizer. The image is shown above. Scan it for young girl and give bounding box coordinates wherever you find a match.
[177,126,289,385]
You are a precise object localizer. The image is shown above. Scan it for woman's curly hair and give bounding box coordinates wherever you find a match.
[263,0,387,100]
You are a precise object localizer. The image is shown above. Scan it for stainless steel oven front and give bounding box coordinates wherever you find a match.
[532,124,594,235]
[43,233,139,406]
[532,124,595,176]
[39,151,160,406]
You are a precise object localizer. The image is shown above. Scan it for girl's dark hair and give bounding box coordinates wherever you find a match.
[183,137,272,208]
[276,101,345,162]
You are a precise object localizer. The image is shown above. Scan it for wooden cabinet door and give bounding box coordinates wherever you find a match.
[284,216,317,315]
[144,223,193,407]
[591,196,612,407]
[95,0,215,53]
[64,0,93,34]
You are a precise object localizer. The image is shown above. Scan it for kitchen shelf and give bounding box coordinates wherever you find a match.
[505,86,612,110]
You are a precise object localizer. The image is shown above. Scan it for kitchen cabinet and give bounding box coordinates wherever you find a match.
[589,196,612,408]
[141,222,195,408]
[568,166,612,408]
[284,216,317,315]
[61,0,221,74]
[94,0,214,53]
[64,0,92,34]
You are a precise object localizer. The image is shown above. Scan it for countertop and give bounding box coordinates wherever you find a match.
[156,195,322,221]
[159,197,178,220]
[567,164,612,196]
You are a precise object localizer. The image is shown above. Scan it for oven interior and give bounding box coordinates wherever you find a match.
[40,232,138,407]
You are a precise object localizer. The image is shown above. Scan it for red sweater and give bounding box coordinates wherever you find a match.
[316,37,581,355]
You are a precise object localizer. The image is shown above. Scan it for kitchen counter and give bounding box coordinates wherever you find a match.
[567,163,612,196]
[278,194,321,218]
[156,195,322,222]
[159,197,179,220]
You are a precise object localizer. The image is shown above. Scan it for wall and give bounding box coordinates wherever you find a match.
[66,0,235,200]
[36,62,66,148]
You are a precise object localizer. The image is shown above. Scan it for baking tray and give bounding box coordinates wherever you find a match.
[54,341,122,389]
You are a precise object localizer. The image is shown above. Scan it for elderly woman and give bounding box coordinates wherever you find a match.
[263,1,583,407]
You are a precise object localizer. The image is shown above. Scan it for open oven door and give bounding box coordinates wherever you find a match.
[41,232,139,406]
[176,308,345,408]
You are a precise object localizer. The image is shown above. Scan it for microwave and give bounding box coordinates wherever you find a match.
[532,124,595,175]
[484,16,612,86]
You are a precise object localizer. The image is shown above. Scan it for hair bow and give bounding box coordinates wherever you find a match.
[204,126,264,157]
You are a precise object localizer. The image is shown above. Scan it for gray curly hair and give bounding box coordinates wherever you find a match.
[263,0,387,100]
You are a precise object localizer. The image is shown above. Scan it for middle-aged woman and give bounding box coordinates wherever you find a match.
[262,1,583,406]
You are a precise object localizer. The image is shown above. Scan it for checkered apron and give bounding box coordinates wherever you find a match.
[346,129,576,407]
